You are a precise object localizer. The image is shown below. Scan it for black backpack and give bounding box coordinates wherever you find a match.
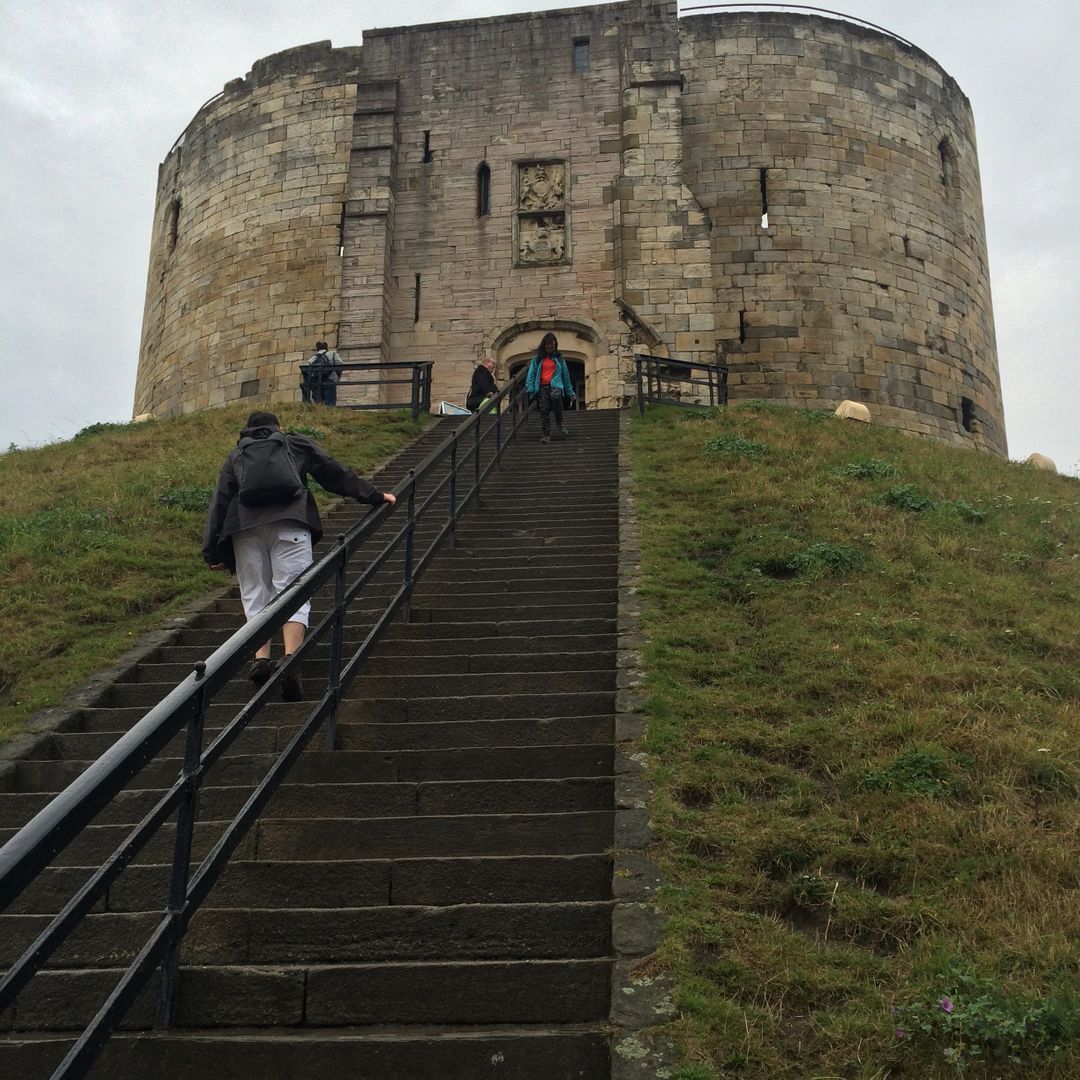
[235,432,305,507]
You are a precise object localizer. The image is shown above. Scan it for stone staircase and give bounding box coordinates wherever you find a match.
[0,409,625,1078]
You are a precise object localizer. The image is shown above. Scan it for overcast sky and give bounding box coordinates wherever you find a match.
[2,0,1077,473]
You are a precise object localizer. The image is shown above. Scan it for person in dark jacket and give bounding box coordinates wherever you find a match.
[466,356,498,412]
[524,332,576,444]
[203,410,396,699]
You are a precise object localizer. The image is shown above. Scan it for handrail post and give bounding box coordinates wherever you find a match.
[636,355,645,415]
[473,413,482,508]
[410,366,421,422]
[155,664,208,1029]
[495,395,503,463]
[401,470,416,622]
[324,539,348,751]
[448,433,458,551]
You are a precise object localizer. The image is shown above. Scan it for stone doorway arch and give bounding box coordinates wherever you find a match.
[488,318,611,409]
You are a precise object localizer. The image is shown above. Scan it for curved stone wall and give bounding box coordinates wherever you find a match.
[134,2,1006,455]
[680,11,1005,452]
[134,44,361,417]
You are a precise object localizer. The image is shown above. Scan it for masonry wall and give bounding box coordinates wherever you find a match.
[680,12,1005,452]
[134,1,1006,455]
[134,45,361,417]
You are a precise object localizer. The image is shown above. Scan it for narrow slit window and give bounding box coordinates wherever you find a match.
[960,397,975,433]
[414,273,422,323]
[338,204,346,257]
[738,309,747,344]
[422,131,433,164]
[938,137,956,188]
[573,37,590,73]
[476,162,491,217]
[759,168,769,229]
[167,197,181,254]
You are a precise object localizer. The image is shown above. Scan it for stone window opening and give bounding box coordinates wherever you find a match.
[739,309,747,345]
[338,204,346,257]
[422,131,433,164]
[759,168,769,229]
[573,37,590,73]
[166,197,181,254]
[960,396,975,433]
[414,273,422,323]
[938,137,956,188]
[476,162,491,217]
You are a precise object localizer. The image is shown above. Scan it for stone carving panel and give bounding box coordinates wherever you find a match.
[518,162,565,211]
[518,214,566,264]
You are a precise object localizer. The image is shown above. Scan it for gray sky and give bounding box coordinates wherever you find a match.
[2,0,1077,473]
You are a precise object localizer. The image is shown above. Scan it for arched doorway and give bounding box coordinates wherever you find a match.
[488,318,609,410]
[507,356,587,409]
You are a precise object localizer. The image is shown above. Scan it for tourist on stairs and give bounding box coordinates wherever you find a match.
[525,332,575,444]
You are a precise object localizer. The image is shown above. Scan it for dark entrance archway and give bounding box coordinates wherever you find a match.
[508,357,587,409]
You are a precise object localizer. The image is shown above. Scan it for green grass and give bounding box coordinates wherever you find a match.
[631,404,1079,1078]
[0,405,425,743]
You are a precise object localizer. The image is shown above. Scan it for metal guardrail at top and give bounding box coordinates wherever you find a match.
[678,3,916,50]
[300,360,435,422]
[635,353,729,415]
[0,369,531,1078]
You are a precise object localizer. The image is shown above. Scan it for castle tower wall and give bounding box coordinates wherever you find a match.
[680,12,1005,452]
[134,2,1006,454]
[134,44,362,416]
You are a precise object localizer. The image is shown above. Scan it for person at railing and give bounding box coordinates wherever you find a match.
[202,410,396,701]
[303,340,343,406]
[525,332,575,444]
[466,356,499,412]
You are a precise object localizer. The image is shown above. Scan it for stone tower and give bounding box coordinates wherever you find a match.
[135,0,1006,453]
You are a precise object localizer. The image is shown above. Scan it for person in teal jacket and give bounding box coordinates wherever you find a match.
[525,332,576,444]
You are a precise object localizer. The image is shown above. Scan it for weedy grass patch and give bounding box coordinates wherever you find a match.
[0,404,424,742]
[631,404,1079,1078]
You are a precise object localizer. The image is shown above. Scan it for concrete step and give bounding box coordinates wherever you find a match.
[1,1026,610,1080]
[5,958,613,1030]
[11,743,615,792]
[1,900,614,968]
[7,855,612,915]
[1,778,614,829]
[1,809,614,867]
[98,669,615,709]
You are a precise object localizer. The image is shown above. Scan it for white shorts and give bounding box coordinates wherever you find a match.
[232,522,313,627]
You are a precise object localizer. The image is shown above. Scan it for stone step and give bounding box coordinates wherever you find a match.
[118,650,616,684]
[5,959,613,1030]
[1,900,614,969]
[2,1026,610,1080]
[7,855,612,915]
[11,743,615,793]
[1,778,615,829]
[152,634,614,665]
[97,669,615,709]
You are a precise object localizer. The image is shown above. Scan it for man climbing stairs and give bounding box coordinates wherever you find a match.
[0,409,624,1079]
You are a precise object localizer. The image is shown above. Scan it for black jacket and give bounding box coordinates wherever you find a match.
[466,365,498,411]
[202,427,384,570]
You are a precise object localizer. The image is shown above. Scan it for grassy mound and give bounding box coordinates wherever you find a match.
[631,404,1078,1078]
[0,405,426,743]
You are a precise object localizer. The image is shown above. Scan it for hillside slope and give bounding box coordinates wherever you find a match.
[631,405,1078,1079]
[0,406,425,743]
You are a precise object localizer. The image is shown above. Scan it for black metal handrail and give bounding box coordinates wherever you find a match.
[300,360,434,421]
[635,353,729,414]
[0,370,530,1077]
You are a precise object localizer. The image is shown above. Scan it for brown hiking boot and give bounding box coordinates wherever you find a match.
[248,657,277,687]
[281,660,303,702]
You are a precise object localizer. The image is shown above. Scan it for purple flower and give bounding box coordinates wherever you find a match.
[896,1027,906,1039]
[939,996,954,1014]
[943,1047,955,1059]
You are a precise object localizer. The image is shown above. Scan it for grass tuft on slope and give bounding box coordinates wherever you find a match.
[0,405,425,743]
[632,403,1079,1079]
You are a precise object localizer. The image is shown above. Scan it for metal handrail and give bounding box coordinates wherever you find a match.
[0,369,530,1077]
[635,353,729,414]
[299,360,435,421]
[678,3,916,50]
